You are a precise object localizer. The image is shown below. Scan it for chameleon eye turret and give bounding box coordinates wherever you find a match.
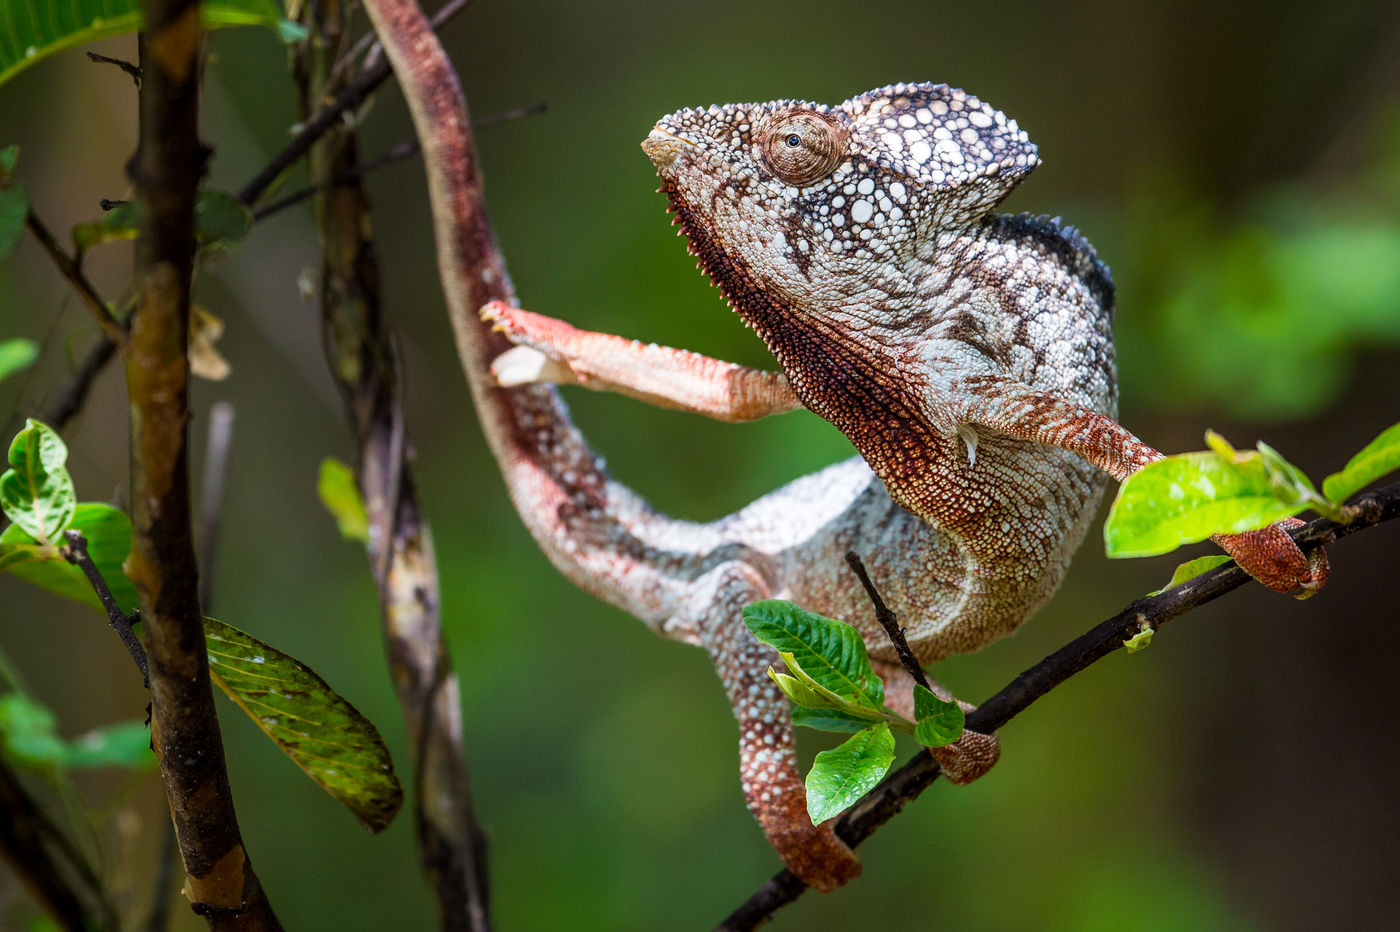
[757,108,849,187]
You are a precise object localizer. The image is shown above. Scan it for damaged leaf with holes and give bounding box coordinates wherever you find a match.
[204,617,402,831]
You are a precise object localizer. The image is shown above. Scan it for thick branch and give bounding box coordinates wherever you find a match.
[128,1,280,926]
[718,482,1400,929]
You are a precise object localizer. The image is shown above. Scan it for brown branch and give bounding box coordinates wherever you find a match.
[844,550,930,691]
[41,338,118,431]
[62,529,148,683]
[25,211,126,347]
[718,481,1400,929]
[301,5,490,927]
[127,0,280,926]
[237,0,478,207]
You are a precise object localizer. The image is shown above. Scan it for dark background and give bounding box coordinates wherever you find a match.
[2,0,1399,928]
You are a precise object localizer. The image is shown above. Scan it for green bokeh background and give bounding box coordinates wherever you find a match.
[3,0,1400,928]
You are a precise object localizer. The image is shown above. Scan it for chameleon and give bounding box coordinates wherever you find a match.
[479,82,1329,889]
[350,11,1328,892]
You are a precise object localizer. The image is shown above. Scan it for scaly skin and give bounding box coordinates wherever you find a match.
[354,17,1325,891]
[480,84,1327,889]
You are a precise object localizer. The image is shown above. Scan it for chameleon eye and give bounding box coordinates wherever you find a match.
[760,111,848,187]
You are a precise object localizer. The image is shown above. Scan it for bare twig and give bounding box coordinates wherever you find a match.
[237,0,479,207]
[844,550,930,691]
[25,212,126,347]
[718,482,1400,929]
[252,102,546,223]
[62,530,148,684]
[86,51,142,85]
[128,0,281,925]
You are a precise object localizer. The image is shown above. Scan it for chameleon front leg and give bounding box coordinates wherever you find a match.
[689,562,863,892]
[481,301,801,422]
[956,375,1329,595]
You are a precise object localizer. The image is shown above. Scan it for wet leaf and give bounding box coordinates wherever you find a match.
[204,617,402,831]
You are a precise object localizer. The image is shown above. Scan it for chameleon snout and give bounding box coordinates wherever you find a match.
[641,127,692,175]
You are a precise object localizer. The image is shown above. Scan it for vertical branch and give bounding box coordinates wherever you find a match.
[299,6,490,930]
[126,0,280,926]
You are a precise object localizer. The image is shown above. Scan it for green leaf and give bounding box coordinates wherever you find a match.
[805,723,895,824]
[0,693,151,769]
[193,190,252,250]
[791,706,882,733]
[317,458,369,543]
[1103,451,1303,558]
[204,617,403,831]
[911,684,964,748]
[768,667,837,710]
[0,338,38,382]
[1123,621,1155,654]
[1322,421,1400,505]
[0,541,45,571]
[0,145,17,174]
[1149,554,1234,595]
[0,419,75,545]
[71,201,140,254]
[743,600,883,709]
[1,503,138,613]
[0,179,26,259]
[0,0,308,90]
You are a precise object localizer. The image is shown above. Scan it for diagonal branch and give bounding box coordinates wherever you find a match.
[717,481,1400,930]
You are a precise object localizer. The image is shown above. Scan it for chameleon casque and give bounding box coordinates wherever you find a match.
[353,25,1328,894]
[478,82,1328,889]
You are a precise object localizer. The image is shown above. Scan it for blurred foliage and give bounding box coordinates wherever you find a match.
[1,0,1398,930]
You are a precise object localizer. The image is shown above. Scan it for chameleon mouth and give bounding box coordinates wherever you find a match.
[640,127,693,176]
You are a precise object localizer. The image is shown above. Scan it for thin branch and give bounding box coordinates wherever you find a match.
[25,211,126,347]
[252,102,546,223]
[718,481,1400,929]
[129,0,281,925]
[62,530,148,684]
[844,550,930,691]
[41,338,117,431]
[237,0,478,207]
[86,51,142,85]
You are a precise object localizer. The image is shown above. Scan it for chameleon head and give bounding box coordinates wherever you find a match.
[642,83,1041,319]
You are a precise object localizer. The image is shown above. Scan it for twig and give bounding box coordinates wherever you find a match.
[252,102,546,223]
[25,212,126,347]
[196,401,236,611]
[41,338,117,431]
[844,551,930,691]
[62,530,148,684]
[337,0,477,80]
[86,51,142,85]
[237,0,479,207]
[128,3,282,925]
[718,481,1400,929]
